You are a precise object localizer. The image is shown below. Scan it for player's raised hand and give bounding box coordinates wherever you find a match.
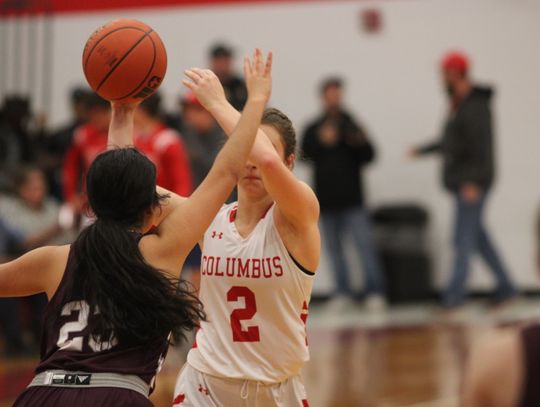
[182,68,227,111]
[244,48,272,104]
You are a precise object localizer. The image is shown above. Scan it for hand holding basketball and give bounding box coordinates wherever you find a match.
[244,48,273,103]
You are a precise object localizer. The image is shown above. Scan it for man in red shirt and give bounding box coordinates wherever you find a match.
[134,93,192,197]
[62,93,110,213]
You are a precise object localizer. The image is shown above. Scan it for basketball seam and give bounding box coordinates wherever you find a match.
[83,26,146,70]
[96,29,154,92]
[113,33,159,101]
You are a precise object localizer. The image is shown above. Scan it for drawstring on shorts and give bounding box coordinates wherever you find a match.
[240,380,262,403]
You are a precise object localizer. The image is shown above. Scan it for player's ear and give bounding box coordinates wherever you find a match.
[285,153,295,170]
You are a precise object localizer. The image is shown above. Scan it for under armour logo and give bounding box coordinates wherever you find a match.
[198,384,210,395]
[211,231,223,239]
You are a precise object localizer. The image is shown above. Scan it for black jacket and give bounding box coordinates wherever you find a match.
[301,110,375,211]
[418,86,495,192]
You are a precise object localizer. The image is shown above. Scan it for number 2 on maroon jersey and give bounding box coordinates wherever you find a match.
[227,286,260,342]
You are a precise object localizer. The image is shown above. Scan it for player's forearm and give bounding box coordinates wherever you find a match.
[214,97,266,177]
[209,100,278,165]
[108,104,136,149]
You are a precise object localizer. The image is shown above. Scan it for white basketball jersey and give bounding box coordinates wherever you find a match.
[187,203,315,383]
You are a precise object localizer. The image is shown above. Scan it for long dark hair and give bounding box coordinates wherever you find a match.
[72,148,204,346]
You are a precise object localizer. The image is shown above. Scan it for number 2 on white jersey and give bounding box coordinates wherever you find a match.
[227,286,260,342]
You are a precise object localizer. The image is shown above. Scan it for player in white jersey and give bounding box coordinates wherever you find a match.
[174,56,320,407]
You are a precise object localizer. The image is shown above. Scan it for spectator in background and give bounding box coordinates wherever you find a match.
[410,51,517,308]
[43,87,91,201]
[181,91,228,191]
[62,93,110,216]
[0,166,73,355]
[180,91,229,290]
[0,96,36,191]
[134,92,193,196]
[0,219,25,356]
[302,77,385,311]
[209,43,247,110]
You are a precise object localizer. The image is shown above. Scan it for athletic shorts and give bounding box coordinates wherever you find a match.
[13,386,152,407]
[173,363,309,407]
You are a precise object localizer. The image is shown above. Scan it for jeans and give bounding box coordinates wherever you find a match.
[321,206,384,297]
[443,193,516,306]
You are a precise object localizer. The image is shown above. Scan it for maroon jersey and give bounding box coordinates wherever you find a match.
[35,245,169,389]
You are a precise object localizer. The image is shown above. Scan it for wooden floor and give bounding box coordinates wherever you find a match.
[2,300,538,407]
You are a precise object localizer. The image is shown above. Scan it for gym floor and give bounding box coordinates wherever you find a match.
[2,300,538,407]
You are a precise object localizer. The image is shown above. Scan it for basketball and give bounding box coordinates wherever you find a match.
[82,19,167,104]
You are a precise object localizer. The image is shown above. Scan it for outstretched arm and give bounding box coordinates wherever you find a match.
[0,245,69,299]
[140,49,273,276]
[183,68,319,231]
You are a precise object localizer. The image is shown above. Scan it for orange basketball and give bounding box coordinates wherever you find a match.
[82,19,167,104]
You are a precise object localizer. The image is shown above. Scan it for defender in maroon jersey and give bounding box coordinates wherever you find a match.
[0,49,273,406]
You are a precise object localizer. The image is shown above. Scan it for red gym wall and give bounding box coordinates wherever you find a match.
[1,0,317,16]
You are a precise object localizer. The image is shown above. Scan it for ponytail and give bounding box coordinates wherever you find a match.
[72,219,205,345]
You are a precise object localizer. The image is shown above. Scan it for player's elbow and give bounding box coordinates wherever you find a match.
[258,152,281,173]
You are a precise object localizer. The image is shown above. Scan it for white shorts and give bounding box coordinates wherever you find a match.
[173,364,309,407]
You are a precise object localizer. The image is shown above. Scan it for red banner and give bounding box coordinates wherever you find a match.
[0,0,311,16]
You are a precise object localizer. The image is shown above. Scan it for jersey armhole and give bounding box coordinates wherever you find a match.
[287,251,315,276]
[44,245,75,311]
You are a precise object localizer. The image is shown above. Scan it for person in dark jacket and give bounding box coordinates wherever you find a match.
[302,77,385,311]
[411,51,516,308]
[42,87,91,201]
[209,43,247,111]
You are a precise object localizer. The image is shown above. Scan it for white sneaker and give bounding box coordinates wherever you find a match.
[365,295,387,312]
[325,295,356,313]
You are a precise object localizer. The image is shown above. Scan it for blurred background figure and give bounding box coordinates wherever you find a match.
[0,96,38,192]
[179,91,230,290]
[41,87,91,201]
[410,51,517,309]
[209,43,247,110]
[302,77,385,311]
[0,166,73,356]
[180,91,228,195]
[62,92,110,219]
[0,218,24,357]
[463,212,540,407]
[134,92,192,197]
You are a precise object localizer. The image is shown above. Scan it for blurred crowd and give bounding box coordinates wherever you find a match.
[0,43,517,356]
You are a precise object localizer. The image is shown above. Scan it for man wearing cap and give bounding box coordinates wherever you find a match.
[209,43,247,110]
[410,51,517,308]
